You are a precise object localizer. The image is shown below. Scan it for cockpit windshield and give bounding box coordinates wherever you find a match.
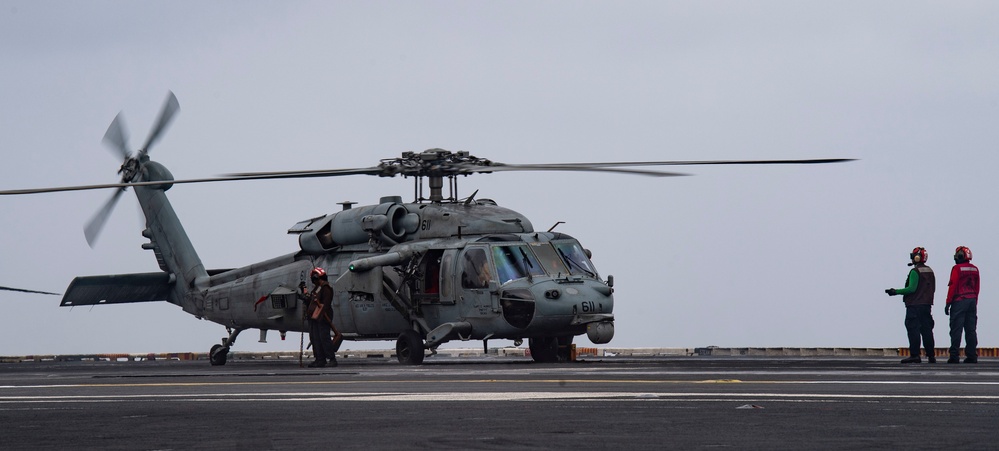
[488,241,598,283]
[529,242,570,277]
[554,241,598,277]
[492,245,547,285]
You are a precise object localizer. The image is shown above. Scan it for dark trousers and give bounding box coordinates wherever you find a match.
[904,305,934,358]
[949,298,978,359]
[308,319,336,362]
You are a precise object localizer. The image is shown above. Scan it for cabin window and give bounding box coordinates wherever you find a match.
[492,245,546,285]
[554,241,598,277]
[461,248,492,289]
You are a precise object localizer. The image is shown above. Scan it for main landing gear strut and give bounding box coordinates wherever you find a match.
[209,327,245,366]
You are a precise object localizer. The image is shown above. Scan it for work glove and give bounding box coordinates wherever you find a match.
[885,288,896,296]
[945,304,950,316]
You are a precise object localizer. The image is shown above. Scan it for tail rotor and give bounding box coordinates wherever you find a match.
[85,91,179,247]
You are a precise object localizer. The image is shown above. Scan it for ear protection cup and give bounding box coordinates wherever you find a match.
[910,247,926,264]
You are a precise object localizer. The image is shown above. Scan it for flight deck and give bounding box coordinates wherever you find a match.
[0,352,995,450]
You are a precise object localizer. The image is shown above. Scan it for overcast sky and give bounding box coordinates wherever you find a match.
[2,1,997,355]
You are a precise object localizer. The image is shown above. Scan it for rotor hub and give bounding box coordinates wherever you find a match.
[378,149,494,178]
[118,157,142,183]
[376,149,496,203]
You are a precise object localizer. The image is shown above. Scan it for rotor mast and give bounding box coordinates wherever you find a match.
[427,174,445,203]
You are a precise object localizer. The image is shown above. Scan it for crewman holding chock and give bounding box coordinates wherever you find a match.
[303,267,339,368]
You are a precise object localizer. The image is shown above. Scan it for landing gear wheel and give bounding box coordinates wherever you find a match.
[396,330,425,365]
[209,344,229,366]
[529,336,558,363]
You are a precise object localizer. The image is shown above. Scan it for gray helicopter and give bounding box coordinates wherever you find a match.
[0,93,852,365]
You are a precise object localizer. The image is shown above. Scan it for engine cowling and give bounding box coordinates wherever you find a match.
[292,199,419,254]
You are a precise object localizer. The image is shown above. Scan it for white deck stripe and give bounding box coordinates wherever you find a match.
[2,391,999,403]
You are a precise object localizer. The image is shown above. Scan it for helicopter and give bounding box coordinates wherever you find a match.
[0,92,853,365]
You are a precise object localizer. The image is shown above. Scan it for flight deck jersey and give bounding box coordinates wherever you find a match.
[307,284,334,323]
[901,265,935,307]
[946,262,980,304]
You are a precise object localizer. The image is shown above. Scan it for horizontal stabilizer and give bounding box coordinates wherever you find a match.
[61,272,174,306]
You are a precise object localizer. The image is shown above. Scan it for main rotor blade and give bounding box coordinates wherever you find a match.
[0,157,853,196]
[515,158,856,168]
[0,182,141,195]
[223,167,386,180]
[139,91,179,154]
[0,168,383,196]
[459,163,689,177]
[84,187,125,247]
[0,285,60,296]
[102,113,131,160]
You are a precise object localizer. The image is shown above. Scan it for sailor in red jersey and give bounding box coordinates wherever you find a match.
[945,246,980,364]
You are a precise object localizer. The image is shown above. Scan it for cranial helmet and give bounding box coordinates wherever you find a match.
[310,267,327,279]
[910,247,927,264]
[955,246,973,263]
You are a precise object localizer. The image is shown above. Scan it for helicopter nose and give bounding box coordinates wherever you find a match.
[529,281,614,326]
[543,284,613,314]
[499,280,614,336]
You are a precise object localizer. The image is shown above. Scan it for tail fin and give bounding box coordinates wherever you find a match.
[133,167,209,300]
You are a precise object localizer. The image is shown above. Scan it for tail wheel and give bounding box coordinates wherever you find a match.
[396,329,425,365]
[529,337,558,363]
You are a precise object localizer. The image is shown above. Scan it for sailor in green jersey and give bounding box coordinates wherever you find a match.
[885,247,936,363]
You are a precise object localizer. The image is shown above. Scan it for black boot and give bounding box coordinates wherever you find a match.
[947,357,960,364]
[900,356,921,363]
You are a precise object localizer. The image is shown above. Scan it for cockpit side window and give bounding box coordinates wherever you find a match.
[554,241,598,277]
[461,248,492,289]
[492,245,546,285]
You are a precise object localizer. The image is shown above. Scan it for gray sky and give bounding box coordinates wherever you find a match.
[1,1,997,355]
